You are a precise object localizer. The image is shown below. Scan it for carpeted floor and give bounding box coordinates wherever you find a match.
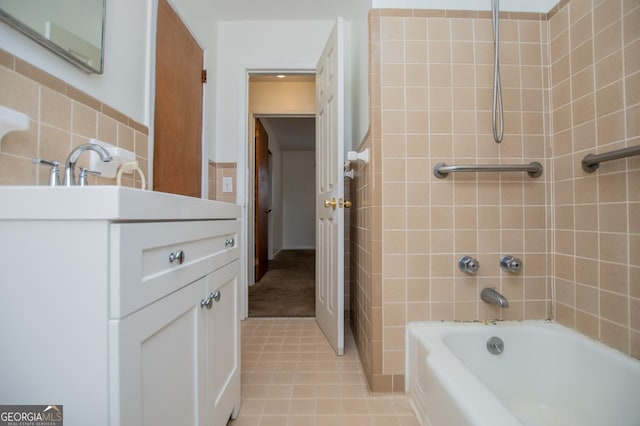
[248,250,315,317]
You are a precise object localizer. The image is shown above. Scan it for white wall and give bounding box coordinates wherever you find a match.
[215,20,334,163]
[282,151,315,249]
[0,0,150,124]
[348,4,371,150]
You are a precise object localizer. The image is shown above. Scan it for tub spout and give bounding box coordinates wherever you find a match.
[481,287,509,308]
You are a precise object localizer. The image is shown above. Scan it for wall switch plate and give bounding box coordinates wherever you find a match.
[222,176,233,193]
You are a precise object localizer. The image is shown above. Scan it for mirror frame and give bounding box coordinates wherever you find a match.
[0,2,105,74]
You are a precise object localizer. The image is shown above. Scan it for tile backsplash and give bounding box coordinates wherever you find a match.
[0,49,149,188]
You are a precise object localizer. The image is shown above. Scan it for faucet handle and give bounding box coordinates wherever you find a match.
[500,255,522,273]
[79,167,102,186]
[459,256,480,274]
[33,158,61,186]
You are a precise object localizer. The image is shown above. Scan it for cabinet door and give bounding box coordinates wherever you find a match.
[111,278,207,426]
[205,260,241,426]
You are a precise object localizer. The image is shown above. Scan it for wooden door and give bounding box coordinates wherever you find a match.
[315,18,345,356]
[153,0,203,197]
[255,119,270,282]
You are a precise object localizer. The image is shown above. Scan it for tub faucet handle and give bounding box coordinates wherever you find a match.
[500,255,522,273]
[459,256,480,274]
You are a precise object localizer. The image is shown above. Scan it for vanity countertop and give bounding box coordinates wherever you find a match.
[0,186,241,221]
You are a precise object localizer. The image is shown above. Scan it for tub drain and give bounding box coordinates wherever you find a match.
[487,336,504,355]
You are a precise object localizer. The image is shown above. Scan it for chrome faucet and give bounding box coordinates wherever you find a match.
[500,255,522,273]
[481,287,509,308]
[64,143,112,186]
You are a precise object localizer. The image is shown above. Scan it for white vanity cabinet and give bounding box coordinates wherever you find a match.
[0,187,241,426]
[113,260,240,426]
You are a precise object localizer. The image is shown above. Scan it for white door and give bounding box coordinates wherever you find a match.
[206,260,241,426]
[315,17,345,356]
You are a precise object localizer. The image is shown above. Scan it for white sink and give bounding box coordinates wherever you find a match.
[0,186,240,221]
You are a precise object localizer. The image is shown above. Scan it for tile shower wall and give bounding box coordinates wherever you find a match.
[0,50,149,188]
[548,0,640,357]
[352,0,640,393]
[352,9,553,392]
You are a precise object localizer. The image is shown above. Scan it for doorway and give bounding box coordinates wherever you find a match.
[248,114,317,317]
[246,73,316,317]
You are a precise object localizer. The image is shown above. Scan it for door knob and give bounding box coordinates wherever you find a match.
[344,200,352,208]
[324,198,337,209]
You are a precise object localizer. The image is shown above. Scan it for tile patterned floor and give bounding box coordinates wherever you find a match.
[229,318,420,426]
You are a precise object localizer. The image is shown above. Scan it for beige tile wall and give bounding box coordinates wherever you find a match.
[549,0,640,357]
[354,8,554,393]
[0,50,149,188]
[208,161,237,202]
[352,0,640,394]
[350,134,376,390]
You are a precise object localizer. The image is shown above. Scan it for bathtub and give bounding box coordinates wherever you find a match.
[406,320,640,426]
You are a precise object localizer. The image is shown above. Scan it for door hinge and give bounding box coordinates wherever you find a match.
[254,258,259,266]
[202,69,207,84]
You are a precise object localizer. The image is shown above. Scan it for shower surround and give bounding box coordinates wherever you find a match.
[350,0,639,392]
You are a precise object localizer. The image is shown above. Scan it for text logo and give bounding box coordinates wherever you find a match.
[0,405,63,426]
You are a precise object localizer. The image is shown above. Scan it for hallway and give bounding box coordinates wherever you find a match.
[248,250,315,317]
[229,319,419,425]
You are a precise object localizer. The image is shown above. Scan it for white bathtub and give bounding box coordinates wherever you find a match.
[406,320,640,426]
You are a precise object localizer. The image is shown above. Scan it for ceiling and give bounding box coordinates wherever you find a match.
[209,0,366,21]
[260,116,315,151]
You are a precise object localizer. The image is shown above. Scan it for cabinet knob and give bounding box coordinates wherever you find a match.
[169,250,185,264]
[225,238,235,248]
[200,291,220,310]
[201,295,213,310]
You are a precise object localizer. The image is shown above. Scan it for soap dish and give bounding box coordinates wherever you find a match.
[0,105,29,141]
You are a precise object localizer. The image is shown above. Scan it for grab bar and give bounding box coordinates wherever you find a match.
[433,162,543,179]
[581,145,640,173]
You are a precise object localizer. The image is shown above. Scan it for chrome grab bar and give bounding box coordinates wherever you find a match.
[433,161,543,179]
[581,145,640,173]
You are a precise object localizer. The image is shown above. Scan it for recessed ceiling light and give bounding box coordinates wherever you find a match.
[276,74,286,79]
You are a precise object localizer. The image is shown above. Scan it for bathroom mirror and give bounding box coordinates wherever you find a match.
[0,0,105,73]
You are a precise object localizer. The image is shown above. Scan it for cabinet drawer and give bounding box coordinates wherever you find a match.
[110,220,239,318]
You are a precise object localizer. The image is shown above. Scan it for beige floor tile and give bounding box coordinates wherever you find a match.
[229,319,418,426]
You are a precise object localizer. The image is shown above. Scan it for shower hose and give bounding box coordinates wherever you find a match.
[492,0,504,143]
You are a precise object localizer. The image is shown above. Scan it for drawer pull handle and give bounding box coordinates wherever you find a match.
[225,238,235,248]
[169,250,185,265]
[211,290,221,303]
